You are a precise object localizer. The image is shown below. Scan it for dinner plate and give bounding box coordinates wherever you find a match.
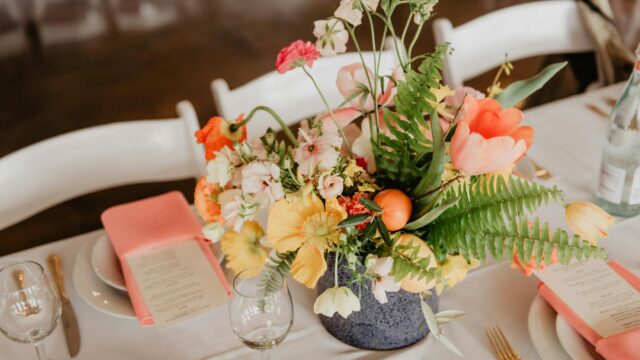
[73,237,136,320]
[527,295,572,360]
[91,234,127,291]
[90,232,225,293]
[556,316,603,360]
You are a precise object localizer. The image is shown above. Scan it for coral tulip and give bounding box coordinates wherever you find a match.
[450,97,533,175]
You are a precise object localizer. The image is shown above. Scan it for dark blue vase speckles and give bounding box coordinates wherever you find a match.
[316,253,439,350]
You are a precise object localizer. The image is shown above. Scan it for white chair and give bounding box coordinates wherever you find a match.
[433,0,599,89]
[212,37,403,139]
[0,0,28,57]
[0,101,206,231]
[36,0,109,46]
[108,0,180,32]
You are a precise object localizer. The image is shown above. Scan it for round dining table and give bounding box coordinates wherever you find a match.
[1,83,639,360]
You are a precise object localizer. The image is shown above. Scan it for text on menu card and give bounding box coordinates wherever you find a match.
[127,240,227,329]
[534,259,640,337]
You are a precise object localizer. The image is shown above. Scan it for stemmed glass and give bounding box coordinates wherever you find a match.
[0,261,61,360]
[229,267,294,360]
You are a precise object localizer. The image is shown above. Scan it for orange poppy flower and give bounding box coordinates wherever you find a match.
[194,176,221,222]
[195,114,247,160]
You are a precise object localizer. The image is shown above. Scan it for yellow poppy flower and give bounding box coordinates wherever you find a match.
[267,191,347,288]
[220,221,268,276]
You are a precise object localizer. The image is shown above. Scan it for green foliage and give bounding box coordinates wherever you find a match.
[494,62,567,107]
[373,44,449,190]
[425,175,606,264]
[259,251,296,296]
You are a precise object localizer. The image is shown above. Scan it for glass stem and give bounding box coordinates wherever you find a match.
[260,349,270,360]
[35,341,47,360]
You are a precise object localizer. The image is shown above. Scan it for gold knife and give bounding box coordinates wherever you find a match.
[48,254,81,357]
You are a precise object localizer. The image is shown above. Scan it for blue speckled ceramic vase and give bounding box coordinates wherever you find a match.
[317,253,439,350]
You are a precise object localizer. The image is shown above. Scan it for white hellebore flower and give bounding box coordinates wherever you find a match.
[317,174,344,199]
[313,19,349,57]
[334,0,362,27]
[241,161,285,206]
[219,189,258,231]
[314,287,361,318]
[206,147,238,187]
[367,256,400,304]
[201,222,225,243]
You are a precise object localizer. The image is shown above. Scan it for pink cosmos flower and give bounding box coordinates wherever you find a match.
[450,97,534,175]
[275,40,320,74]
[294,130,342,175]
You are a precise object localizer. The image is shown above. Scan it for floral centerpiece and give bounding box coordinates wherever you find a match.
[193,0,614,354]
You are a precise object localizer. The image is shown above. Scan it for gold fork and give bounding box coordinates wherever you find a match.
[485,325,521,360]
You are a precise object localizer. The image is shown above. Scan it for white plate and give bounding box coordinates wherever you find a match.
[528,295,572,360]
[556,316,603,360]
[91,234,127,291]
[73,237,136,320]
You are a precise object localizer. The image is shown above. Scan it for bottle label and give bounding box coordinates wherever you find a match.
[628,168,640,205]
[597,163,626,204]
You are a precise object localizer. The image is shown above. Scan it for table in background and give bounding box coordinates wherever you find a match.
[1,83,638,360]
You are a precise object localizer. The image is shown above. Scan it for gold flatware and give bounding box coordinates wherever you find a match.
[485,325,521,360]
[12,270,41,316]
[585,103,609,118]
[528,158,553,181]
[48,254,81,357]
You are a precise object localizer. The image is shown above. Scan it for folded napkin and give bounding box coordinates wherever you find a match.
[101,191,230,326]
[538,261,640,360]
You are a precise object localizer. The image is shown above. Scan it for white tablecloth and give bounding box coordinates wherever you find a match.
[1,83,639,360]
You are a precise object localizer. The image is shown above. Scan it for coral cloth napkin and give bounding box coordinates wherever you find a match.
[101,191,230,326]
[538,261,640,360]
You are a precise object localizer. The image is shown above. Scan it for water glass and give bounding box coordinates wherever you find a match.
[229,267,294,360]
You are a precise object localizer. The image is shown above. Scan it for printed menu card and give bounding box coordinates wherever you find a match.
[534,259,640,337]
[127,239,228,329]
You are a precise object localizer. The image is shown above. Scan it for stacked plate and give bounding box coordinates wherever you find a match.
[72,234,223,320]
[72,235,136,319]
[528,295,604,360]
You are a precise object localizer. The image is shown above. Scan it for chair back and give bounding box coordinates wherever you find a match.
[0,101,205,230]
[212,37,403,139]
[433,1,596,88]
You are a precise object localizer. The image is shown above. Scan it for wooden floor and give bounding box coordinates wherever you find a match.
[0,0,595,254]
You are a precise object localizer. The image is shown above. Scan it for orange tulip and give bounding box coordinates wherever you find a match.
[195,114,247,160]
[450,97,533,175]
[194,176,221,223]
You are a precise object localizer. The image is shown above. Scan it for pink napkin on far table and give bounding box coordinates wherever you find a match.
[100,191,230,326]
[538,260,640,360]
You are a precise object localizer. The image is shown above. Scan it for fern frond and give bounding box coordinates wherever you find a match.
[431,216,607,265]
[259,251,296,296]
[435,175,563,228]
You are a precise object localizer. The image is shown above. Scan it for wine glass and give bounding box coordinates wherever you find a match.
[229,267,294,360]
[0,261,61,360]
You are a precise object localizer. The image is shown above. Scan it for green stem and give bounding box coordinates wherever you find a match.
[365,9,381,144]
[399,12,412,64]
[334,243,340,287]
[407,20,425,62]
[301,66,354,158]
[231,106,299,146]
